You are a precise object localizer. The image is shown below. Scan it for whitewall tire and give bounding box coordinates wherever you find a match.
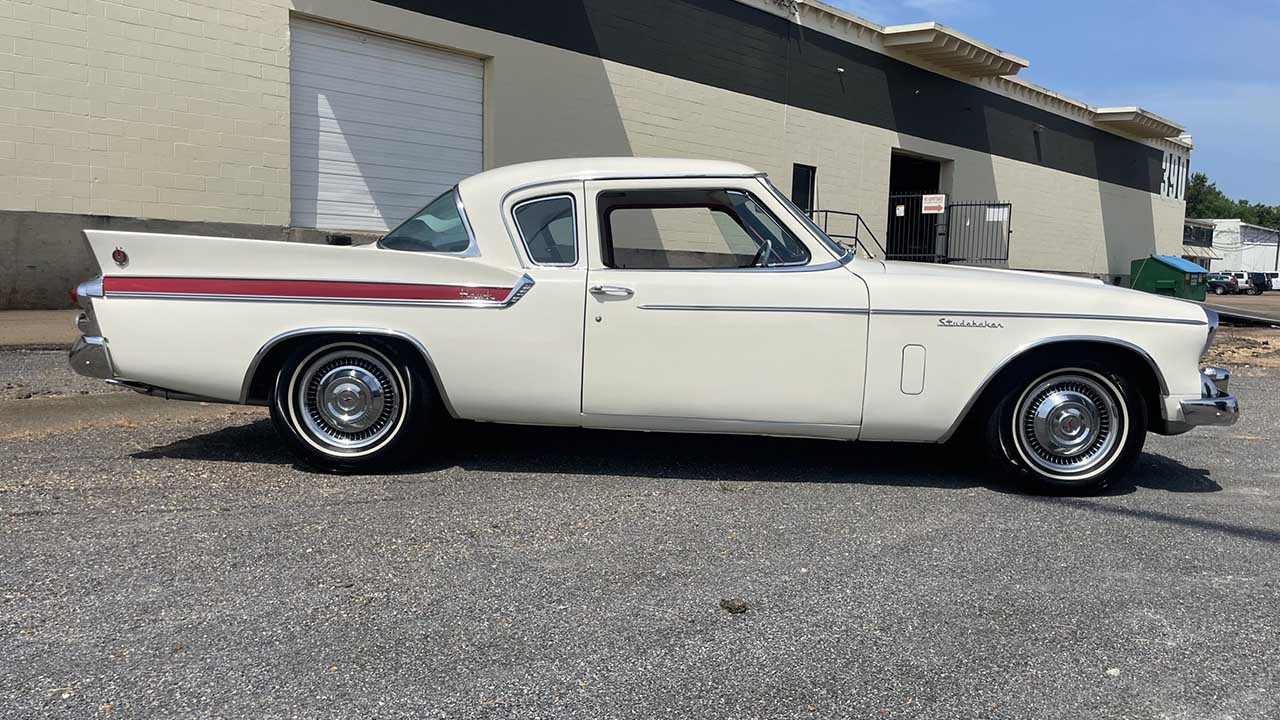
[986,363,1147,494]
[269,340,429,472]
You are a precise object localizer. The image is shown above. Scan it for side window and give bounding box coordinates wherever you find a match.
[380,188,472,253]
[514,195,577,265]
[599,188,810,270]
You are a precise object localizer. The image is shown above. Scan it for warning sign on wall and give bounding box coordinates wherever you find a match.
[922,194,946,214]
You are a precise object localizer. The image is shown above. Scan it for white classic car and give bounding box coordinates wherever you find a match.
[70,158,1238,493]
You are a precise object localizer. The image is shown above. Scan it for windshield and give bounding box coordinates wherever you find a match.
[379,188,472,253]
[760,176,852,260]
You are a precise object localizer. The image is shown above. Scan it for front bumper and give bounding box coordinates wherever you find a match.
[69,335,115,380]
[1178,366,1239,427]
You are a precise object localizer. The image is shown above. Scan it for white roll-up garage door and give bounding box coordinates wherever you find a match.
[289,19,484,232]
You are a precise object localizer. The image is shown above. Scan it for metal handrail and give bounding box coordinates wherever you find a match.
[809,209,886,259]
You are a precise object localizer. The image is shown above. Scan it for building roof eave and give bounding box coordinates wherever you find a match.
[881,22,1029,78]
[1093,107,1186,139]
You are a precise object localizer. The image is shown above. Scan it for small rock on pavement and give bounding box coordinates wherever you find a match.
[1105,668,1121,677]
[719,597,749,614]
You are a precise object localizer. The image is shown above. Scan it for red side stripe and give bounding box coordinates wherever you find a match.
[102,276,512,303]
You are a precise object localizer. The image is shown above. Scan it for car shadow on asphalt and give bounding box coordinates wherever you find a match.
[132,418,1220,497]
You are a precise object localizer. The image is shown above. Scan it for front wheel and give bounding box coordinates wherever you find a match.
[1214,286,1226,295]
[985,365,1146,494]
[269,340,429,472]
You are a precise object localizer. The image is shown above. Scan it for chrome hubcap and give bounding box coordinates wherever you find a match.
[295,349,401,454]
[1016,372,1122,476]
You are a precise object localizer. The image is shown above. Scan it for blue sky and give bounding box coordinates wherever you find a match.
[826,0,1280,205]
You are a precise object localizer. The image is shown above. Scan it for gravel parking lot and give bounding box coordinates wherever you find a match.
[3,348,1279,719]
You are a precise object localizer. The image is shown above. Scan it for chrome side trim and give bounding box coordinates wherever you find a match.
[510,193,579,267]
[937,334,1170,443]
[872,308,1207,326]
[106,274,535,309]
[639,304,868,315]
[505,274,536,304]
[106,293,516,307]
[589,254,853,274]
[238,327,458,417]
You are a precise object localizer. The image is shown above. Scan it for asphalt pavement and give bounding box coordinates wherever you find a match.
[2,350,1278,719]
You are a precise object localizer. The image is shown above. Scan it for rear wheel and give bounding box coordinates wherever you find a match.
[984,363,1146,494]
[269,340,429,472]
[1214,285,1226,295]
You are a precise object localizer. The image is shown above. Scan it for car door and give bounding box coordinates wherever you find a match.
[580,177,869,438]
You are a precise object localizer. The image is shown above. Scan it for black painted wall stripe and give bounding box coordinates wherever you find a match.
[371,0,1165,194]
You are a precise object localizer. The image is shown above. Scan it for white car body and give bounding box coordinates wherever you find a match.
[70,158,1236,486]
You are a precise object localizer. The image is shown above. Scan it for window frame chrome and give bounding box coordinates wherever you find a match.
[760,175,854,263]
[594,186,813,272]
[511,193,579,268]
[377,186,480,258]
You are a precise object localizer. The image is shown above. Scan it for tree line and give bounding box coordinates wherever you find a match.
[1185,172,1279,230]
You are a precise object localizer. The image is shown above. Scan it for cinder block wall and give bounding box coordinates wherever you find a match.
[0,0,1188,308]
[1,0,290,222]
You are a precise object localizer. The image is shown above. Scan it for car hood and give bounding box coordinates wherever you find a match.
[864,260,1210,325]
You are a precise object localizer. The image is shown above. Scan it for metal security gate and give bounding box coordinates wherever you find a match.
[945,202,1012,266]
[885,193,943,262]
[884,194,1012,265]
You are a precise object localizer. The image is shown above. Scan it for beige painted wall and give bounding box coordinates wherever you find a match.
[0,0,1186,280]
[0,0,291,224]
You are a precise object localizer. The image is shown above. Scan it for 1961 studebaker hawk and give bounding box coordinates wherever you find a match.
[69,158,1238,493]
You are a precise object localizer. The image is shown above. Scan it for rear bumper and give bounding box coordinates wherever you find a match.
[69,333,226,403]
[1177,366,1239,428]
[69,335,115,380]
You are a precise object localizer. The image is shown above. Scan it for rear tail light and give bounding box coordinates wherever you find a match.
[72,277,104,309]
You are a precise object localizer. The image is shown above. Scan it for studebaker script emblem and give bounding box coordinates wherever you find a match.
[938,317,1004,329]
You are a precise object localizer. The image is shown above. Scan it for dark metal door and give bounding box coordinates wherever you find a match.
[944,202,1012,266]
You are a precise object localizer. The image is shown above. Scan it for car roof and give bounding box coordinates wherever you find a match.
[458,157,764,197]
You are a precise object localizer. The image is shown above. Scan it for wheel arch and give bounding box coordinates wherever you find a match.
[942,335,1165,443]
[240,327,456,416]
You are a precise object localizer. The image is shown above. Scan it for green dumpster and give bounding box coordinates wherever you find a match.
[1129,254,1207,301]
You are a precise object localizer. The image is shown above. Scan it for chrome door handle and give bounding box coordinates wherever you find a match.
[589,285,634,297]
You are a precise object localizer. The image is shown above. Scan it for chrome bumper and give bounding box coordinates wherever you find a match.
[69,335,115,380]
[1179,366,1239,427]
